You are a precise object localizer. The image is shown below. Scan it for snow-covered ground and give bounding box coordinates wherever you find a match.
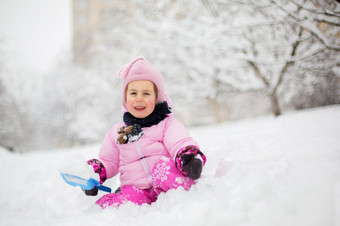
[1,105,340,226]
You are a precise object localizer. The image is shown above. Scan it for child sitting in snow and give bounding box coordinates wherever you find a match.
[84,56,206,208]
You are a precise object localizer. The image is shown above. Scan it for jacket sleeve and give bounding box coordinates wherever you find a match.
[97,125,120,179]
[163,116,199,158]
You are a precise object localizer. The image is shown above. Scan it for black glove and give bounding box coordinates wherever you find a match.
[83,187,98,196]
[176,146,205,180]
[181,153,203,180]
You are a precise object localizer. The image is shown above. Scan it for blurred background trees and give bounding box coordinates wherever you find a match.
[1,0,339,152]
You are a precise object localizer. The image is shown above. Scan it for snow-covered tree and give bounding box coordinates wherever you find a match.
[0,47,26,151]
[31,62,121,149]
[78,0,339,120]
[227,0,340,116]
[2,0,339,151]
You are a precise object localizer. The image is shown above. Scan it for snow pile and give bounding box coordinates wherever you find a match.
[1,105,340,226]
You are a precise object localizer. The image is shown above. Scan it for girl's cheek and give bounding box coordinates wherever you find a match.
[146,99,156,107]
[126,98,134,107]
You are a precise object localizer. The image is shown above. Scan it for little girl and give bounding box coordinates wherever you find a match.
[84,56,206,208]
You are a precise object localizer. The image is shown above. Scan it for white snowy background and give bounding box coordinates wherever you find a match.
[1,0,339,152]
[0,0,340,225]
[0,105,340,226]
[0,0,71,73]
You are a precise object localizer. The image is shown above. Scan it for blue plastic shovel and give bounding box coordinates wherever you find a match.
[61,173,111,193]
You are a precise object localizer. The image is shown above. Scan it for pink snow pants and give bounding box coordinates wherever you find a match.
[95,157,195,208]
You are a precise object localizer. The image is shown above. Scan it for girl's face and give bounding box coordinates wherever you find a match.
[126,80,157,118]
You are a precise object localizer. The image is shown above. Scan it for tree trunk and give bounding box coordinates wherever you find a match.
[212,98,223,123]
[269,91,281,117]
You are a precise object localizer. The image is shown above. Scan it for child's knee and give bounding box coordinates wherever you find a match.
[96,192,122,208]
[120,186,154,205]
[152,157,195,192]
[95,185,153,208]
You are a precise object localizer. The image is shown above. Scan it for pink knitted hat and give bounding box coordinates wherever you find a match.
[117,56,170,113]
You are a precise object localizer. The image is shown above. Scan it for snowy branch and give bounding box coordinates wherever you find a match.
[291,0,340,17]
[247,60,270,88]
[300,20,340,51]
[269,0,340,51]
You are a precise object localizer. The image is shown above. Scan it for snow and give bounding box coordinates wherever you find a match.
[1,105,340,226]
[0,0,71,73]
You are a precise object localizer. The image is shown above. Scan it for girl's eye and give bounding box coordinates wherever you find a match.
[144,92,150,96]
[130,92,137,95]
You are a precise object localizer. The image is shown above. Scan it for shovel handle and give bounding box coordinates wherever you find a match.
[96,184,112,193]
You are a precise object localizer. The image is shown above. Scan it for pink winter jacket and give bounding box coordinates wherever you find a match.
[97,115,199,189]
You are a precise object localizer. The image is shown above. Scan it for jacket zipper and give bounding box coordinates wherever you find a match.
[134,141,153,185]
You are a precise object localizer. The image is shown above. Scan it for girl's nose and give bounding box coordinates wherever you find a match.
[136,94,143,102]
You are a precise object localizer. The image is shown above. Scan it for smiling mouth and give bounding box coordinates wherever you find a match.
[134,106,145,111]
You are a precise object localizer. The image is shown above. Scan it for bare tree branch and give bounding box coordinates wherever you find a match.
[247,60,270,87]
[300,20,340,51]
[291,0,340,17]
[314,18,340,26]
[273,27,303,93]
[270,0,340,51]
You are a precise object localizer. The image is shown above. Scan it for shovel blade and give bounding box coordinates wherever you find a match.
[61,173,111,193]
[61,173,96,190]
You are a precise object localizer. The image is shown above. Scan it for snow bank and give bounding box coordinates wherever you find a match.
[1,105,340,226]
